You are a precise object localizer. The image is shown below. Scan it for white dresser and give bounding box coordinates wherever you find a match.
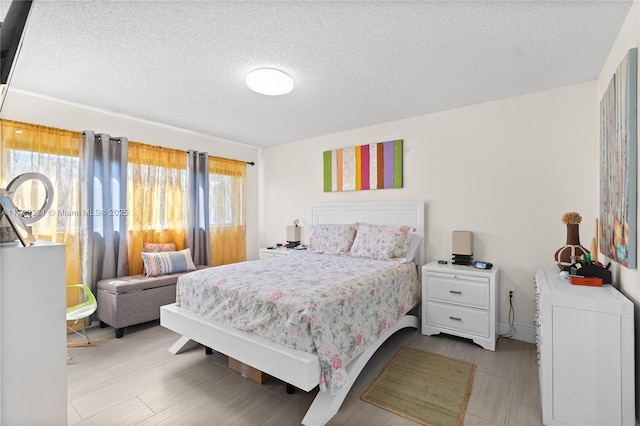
[0,240,67,424]
[535,267,634,425]
[422,262,499,351]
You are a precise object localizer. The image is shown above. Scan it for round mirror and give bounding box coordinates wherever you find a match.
[5,172,54,225]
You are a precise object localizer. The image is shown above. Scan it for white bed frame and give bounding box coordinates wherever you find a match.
[160,200,425,425]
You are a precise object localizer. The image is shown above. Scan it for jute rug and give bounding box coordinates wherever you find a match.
[361,346,476,426]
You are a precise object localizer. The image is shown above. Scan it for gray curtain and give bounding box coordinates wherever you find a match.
[81,131,129,294]
[186,150,210,266]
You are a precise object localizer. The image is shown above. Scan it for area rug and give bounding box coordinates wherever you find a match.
[361,346,476,426]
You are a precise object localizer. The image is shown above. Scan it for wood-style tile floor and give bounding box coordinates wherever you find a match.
[67,321,541,425]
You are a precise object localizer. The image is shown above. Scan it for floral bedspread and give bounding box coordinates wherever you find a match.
[175,252,420,394]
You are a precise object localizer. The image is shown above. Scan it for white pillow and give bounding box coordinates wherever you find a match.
[307,223,357,254]
[349,223,413,260]
[403,233,423,262]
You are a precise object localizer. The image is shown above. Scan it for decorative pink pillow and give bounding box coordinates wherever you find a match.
[143,242,176,253]
[349,224,413,260]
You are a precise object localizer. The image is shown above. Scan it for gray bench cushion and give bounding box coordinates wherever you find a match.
[97,264,209,295]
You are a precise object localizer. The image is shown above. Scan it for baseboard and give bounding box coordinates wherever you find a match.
[498,321,536,344]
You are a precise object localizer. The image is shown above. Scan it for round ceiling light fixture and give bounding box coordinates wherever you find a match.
[246,67,294,96]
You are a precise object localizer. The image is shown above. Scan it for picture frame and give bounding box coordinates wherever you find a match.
[323,139,403,192]
[0,188,35,246]
[599,48,638,268]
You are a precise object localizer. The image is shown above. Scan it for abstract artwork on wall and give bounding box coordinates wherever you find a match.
[599,48,637,269]
[323,139,403,192]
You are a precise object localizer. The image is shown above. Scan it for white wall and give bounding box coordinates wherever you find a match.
[0,90,261,260]
[261,81,598,341]
[596,1,640,420]
[3,69,601,343]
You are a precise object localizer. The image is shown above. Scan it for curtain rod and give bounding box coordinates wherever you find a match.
[8,124,257,165]
[188,151,255,166]
[126,140,255,166]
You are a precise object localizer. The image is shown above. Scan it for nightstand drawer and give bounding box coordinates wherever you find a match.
[426,301,489,337]
[426,275,489,309]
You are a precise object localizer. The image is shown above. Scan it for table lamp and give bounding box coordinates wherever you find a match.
[286,219,300,248]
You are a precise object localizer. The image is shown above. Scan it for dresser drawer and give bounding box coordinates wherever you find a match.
[425,301,490,337]
[426,274,489,309]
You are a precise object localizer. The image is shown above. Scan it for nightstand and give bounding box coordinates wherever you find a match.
[259,247,301,259]
[421,261,499,350]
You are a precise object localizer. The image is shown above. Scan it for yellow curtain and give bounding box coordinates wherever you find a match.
[0,120,82,286]
[127,142,187,274]
[209,156,246,266]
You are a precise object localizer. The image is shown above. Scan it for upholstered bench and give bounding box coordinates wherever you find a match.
[97,265,208,338]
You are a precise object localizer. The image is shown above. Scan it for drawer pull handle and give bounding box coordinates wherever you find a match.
[449,290,462,295]
[449,316,462,321]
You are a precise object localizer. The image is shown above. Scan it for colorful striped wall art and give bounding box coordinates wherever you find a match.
[323,139,403,192]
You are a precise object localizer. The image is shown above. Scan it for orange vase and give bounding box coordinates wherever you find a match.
[554,223,590,270]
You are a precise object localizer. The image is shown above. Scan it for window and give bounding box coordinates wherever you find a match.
[126,142,188,273]
[209,170,244,227]
[127,161,187,231]
[1,120,82,284]
[2,120,249,273]
[208,156,246,265]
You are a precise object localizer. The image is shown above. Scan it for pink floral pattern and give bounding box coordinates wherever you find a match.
[348,223,413,260]
[176,252,419,394]
[307,224,357,254]
[143,242,176,252]
[331,354,343,369]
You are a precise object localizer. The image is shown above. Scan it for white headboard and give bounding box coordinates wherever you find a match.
[311,200,425,265]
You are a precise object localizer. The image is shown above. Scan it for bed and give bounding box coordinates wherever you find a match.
[160,200,425,425]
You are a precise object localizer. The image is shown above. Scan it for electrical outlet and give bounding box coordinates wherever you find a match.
[507,289,516,301]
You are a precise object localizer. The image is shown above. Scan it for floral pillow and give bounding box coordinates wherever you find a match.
[143,242,176,253]
[308,224,357,255]
[349,223,413,260]
[141,248,196,277]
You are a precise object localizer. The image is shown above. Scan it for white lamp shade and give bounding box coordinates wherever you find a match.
[286,225,300,242]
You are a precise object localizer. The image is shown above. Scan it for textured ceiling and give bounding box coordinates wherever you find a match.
[0,0,633,148]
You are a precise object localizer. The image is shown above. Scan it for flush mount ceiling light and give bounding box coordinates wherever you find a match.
[246,67,294,96]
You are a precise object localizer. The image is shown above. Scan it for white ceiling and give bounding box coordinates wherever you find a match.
[0,0,633,148]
